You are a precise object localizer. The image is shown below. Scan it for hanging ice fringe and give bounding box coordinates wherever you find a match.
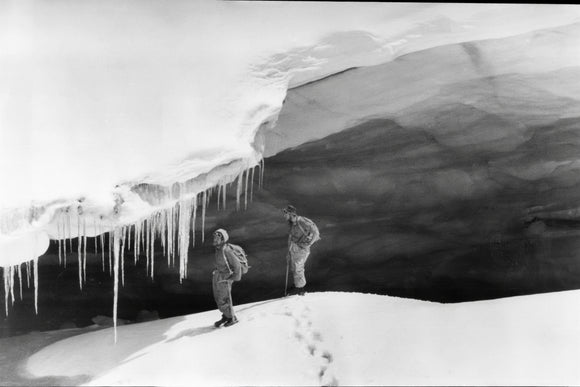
[1,161,266,334]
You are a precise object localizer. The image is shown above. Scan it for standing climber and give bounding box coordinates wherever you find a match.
[212,228,242,327]
[283,205,320,296]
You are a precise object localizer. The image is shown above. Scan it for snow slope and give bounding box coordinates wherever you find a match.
[24,291,580,386]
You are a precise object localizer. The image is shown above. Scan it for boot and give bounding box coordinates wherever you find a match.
[224,317,238,327]
[214,315,228,328]
[288,286,306,296]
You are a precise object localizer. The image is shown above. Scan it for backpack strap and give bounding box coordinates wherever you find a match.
[221,244,232,274]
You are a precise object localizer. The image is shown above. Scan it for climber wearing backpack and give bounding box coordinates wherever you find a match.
[283,205,320,296]
[212,228,249,328]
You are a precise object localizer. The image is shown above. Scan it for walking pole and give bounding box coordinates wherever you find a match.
[284,254,290,296]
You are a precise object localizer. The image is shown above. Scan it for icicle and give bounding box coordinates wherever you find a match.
[57,214,62,266]
[250,166,255,202]
[127,224,132,253]
[83,218,87,283]
[260,158,265,188]
[171,206,177,267]
[3,267,9,316]
[150,214,155,279]
[26,261,30,288]
[121,226,126,287]
[191,195,197,248]
[202,190,207,243]
[145,218,150,277]
[112,228,120,343]
[10,266,15,306]
[63,212,68,268]
[134,221,140,265]
[141,218,146,254]
[161,210,167,265]
[100,233,105,272]
[77,214,83,291]
[108,230,113,277]
[178,199,192,282]
[67,209,72,253]
[17,264,22,301]
[33,259,38,314]
[222,183,227,210]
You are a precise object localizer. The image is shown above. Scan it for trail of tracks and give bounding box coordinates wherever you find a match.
[283,296,339,387]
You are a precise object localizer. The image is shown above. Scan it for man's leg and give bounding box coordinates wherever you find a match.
[223,280,238,326]
[215,276,234,319]
[212,272,228,327]
[290,247,310,293]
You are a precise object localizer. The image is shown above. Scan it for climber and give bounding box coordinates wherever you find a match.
[283,205,320,296]
[212,228,242,327]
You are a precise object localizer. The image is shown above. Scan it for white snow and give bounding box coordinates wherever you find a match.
[24,291,580,386]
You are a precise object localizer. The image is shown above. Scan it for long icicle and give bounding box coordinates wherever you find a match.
[77,213,83,291]
[191,195,197,248]
[178,198,192,282]
[9,266,14,306]
[63,212,68,268]
[134,221,140,265]
[145,218,150,277]
[83,217,87,284]
[112,228,120,343]
[57,213,62,266]
[26,261,30,289]
[121,226,126,287]
[33,259,38,314]
[67,209,73,253]
[260,158,265,188]
[171,206,177,267]
[162,209,168,266]
[150,214,155,280]
[202,190,207,244]
[127,224,132,254]
[3,267,8,316]
[222,183,227,210]
[108,229,113,277]
[17,264,22,301]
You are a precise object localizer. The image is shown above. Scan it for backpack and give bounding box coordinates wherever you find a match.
[298,217,321,245]
[225,243,250,276]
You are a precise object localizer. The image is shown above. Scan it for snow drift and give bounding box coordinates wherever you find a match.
[23,291,580,386]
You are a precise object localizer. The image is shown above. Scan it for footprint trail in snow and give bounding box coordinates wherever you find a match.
[284,296,339,387]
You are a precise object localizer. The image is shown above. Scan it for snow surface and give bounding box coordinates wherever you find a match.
[24,291,580,386]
